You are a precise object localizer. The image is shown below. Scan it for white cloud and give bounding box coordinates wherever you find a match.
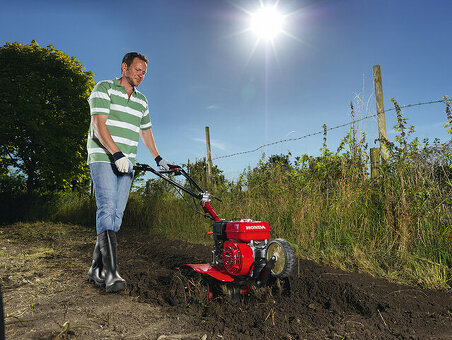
[192,137,227,151]
[207,104,220,110]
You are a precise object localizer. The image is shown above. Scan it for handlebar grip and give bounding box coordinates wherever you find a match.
[158,166,182,175]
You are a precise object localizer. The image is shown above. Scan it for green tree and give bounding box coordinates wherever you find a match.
[0,41,95,192]
[185,158,226,191]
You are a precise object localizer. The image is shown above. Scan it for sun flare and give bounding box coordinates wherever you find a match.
[250,6,284,41]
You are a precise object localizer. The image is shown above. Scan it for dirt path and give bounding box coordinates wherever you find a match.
[1,222,451,339]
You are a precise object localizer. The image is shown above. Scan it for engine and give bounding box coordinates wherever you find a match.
[222,241,254,275]
[212,219,270,277]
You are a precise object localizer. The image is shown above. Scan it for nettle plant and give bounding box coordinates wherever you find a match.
[391,98,419,159]
[444,95,452,135]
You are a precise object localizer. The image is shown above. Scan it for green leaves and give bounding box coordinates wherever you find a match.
[0,41,95,192]
[443,95,452,135]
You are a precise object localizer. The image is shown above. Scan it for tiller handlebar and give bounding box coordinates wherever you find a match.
[133,163,222,221]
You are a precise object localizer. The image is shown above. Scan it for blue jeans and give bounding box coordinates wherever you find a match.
[90,162,134,235]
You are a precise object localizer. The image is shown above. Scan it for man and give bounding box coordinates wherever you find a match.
[86,52,174,293]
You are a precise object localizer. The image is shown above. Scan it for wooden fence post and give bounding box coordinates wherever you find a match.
[370,147,380,179]
[373,65,389,162]
[205,126,212,187]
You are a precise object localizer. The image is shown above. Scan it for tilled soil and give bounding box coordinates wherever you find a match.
[1,223,451,339]
[121,233,452,340]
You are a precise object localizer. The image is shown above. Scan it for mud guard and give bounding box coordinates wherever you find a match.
[182,264,235,282]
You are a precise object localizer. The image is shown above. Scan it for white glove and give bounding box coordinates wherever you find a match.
[154,155,173,171]
[112,151,129,173]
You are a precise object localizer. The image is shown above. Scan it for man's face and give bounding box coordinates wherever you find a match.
[123,57,147,87]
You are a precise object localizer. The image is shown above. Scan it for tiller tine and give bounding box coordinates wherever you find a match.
[255,255,276,287]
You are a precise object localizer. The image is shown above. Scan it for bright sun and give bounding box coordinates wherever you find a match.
[250,6,284,41]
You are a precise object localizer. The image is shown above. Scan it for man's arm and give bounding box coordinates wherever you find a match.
[141,128,176,170]
[92,114,130,172]
[92,114,121,154]
[139,128,160,159]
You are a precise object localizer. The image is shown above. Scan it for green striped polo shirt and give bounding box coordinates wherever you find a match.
[86,78,152,165]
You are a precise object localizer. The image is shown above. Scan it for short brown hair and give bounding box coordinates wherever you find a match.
[122,52,148,67]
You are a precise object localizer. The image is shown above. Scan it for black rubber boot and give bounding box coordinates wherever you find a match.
[98,230,126,293]
[87,239,105,286]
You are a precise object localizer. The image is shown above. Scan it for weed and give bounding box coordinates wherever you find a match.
[53,304,91,339]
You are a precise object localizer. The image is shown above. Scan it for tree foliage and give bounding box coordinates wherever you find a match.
[186,158,227,190]
[0,41,95,192]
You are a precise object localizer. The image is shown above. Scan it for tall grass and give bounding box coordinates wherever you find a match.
[6,98,451,290]
[119,98,450,289]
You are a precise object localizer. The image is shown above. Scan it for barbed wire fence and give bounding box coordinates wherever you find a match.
[212,98,450,161]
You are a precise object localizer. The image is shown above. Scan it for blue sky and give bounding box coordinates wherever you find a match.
[2,0,451,180]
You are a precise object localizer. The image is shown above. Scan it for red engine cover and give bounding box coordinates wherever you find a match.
[225,221,270,242]
[222,241,254,276]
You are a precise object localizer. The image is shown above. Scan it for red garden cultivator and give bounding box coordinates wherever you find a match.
[134,163,295,304]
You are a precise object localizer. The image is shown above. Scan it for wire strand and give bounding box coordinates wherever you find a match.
[213,98,449,160]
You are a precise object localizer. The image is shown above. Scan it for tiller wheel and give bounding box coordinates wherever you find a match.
[266,238,295,278]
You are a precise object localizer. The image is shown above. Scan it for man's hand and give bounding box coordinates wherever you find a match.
[113,151,129,173]
[155,155,175,171]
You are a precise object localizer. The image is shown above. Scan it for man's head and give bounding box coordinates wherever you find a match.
[121,52,148,88]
